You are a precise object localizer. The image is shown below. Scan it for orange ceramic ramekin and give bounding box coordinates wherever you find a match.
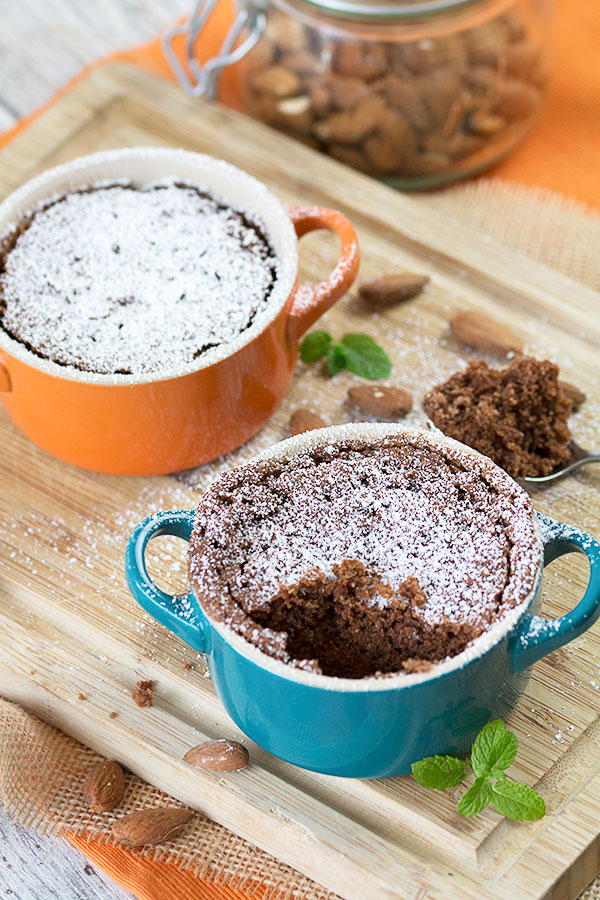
[0,148,359,475]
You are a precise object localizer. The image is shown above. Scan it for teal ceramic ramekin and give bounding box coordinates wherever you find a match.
[125,426,600,778]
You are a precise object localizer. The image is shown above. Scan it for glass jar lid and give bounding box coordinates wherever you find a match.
[294,0,486,21]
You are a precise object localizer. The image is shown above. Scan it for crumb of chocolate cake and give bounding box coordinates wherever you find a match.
[131,680,154,708]
[109,711,117,719]
[0,179,277,376]
[424,357,572,479]
[78,692,86,701]
[189,432,541,679]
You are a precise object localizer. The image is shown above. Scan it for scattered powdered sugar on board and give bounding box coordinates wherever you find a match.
[191,433,541,640]
[0,179,278,375]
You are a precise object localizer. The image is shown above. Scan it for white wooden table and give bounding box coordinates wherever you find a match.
[0,5,189,898]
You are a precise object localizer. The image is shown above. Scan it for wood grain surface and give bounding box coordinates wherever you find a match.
[0,62,599,900]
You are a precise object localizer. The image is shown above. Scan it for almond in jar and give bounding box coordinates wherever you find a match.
[233,0,554,188]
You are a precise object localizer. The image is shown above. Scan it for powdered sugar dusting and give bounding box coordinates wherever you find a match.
[0,179,278,376]
[190,427,541,673]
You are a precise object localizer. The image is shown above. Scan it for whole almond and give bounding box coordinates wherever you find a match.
[381,75,431,130]
[493,80,540,120]
[351,93,388,135]
[289,409,326,436]
[329,144,370,173]
[359,273,429,305]
[423,69,463,129]
[309,82,331,118]
[505,40,541,81]
[184,739,249,772]
[364,134,405,174]
[348,385,413,418]
[559,381,587,410]
[281,50,323,76]
[375,108,418,157]
[269,12,308,52]
[313,111,360,144]
[328,75,369,110]
[450,310,524,356]
[274,95,313,132]
[84,760,126,812]
[467,109,506,136]
[251,65,300,98]
[333,41,388,82]
[405,151,450,175]
[400,40,443,74]
[112,808,194,847]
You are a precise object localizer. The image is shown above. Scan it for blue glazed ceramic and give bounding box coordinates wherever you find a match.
[125,439,600,779]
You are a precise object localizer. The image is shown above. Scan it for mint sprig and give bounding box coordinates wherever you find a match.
[299,330,392,381]
[300,330,332,363]
[412,755,467,790]
[411,720,546,822]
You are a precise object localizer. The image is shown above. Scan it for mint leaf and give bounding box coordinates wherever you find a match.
[457,777,493,817]
[300,330,332,363]
[326,344,347,376]
[339,334,392,380]
[412,755,467,790]
[471,720,518,778]
[489,780,546,821]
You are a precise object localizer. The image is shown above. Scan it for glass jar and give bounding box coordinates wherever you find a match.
[166,0,554,189]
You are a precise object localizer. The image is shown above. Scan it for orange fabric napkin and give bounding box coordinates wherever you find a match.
[1,1,599,899]
[68,834,267,900]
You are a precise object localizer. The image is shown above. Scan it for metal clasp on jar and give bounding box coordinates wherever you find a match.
[163,0,267,99]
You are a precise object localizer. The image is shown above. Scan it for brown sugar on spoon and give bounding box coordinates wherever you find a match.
[424,357,572,479]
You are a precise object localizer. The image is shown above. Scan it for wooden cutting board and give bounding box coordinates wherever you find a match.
[1,62,599,900]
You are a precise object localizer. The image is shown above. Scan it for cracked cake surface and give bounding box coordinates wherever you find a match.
[189,431,541,679]
[0,178,278,376]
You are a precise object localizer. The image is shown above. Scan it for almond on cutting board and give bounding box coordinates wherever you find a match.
[112,808,194,847]
[83,760,126,812]
[289,409,326,436]
[559,380,587,410]
[184,739,249,772]
[450,310,524,357]
[348,385,413,418]
[359,273,429,305]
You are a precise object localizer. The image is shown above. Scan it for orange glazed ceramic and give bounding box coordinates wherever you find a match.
[0,148,359,474]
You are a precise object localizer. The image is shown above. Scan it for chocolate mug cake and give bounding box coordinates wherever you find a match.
[0,179,278,376]
[189,427,541,678]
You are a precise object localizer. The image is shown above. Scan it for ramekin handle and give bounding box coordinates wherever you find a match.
[125,509,210,654]
[284,204,360,345]
[0,361,11,392]
[509,513,600,672]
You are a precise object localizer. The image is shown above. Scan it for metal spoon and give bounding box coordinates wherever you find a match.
[522,441,600,485]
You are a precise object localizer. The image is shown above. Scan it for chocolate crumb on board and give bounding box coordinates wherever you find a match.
[109,711,117,719]
[131,680,154,708]
[424,357,572,478]
[78,692,86,701]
